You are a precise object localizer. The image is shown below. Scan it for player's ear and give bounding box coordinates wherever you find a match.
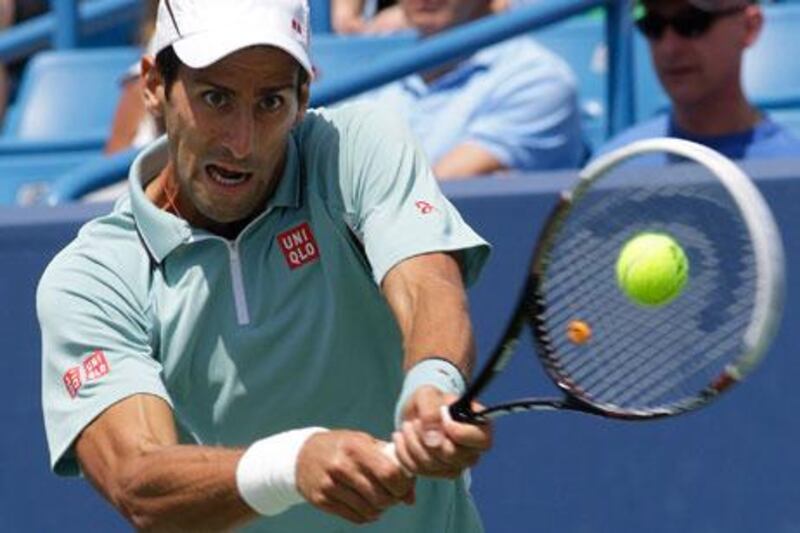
[742,4,763,48]
[142,55,166,119]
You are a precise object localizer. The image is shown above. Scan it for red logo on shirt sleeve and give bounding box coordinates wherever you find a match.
[83,350,110,381]
[278,222,320,270]
[63,367,82,398]
[415,200,437,215]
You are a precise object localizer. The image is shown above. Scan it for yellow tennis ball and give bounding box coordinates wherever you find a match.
[616,233,689,306]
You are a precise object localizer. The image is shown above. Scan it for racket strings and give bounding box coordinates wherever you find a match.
[566,225,744,400]
[535,162,758,414]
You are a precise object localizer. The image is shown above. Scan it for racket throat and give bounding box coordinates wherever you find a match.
[480,395,604,419]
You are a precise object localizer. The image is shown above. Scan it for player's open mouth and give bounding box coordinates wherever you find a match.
[206,164,253,187]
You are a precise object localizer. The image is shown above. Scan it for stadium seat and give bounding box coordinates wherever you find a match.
[0,151,97,204]
[743,4,800,136]
[1,46,140,145]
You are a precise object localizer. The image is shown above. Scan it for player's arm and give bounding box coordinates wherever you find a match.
[76,394,253,531]
[382,252,493,478]
[76,394,414,529]
[433,142,507,180]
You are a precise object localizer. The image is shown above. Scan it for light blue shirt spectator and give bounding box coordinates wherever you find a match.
[596,113,800,162]
[366,35,588,175]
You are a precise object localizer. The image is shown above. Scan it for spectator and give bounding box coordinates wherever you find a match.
[0,0,48,124]
[0,0,13,123]
[104,0,161,154]
[332,0,510,34]
[364,0,587,179]
[331,0,408,34]
[597,0,800,160]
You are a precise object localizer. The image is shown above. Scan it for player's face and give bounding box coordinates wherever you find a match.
[641,0,761,109]
[153,46,308,232]
[400,0,491,37]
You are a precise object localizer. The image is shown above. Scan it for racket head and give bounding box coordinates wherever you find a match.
[528,138,784,420]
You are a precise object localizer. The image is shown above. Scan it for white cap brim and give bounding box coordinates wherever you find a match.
[172,25,313,78]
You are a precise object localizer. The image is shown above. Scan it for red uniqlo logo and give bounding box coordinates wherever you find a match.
[63,367,82,398]
[278,222,320,270]
[83,350,110,381]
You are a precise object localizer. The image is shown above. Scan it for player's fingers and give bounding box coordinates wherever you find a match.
[361,468,411,509]
[428,436,483,470]
[317,497,379,525]
[410,386,447,447]
[385,438,416,505]
[376,442,416,500]
[400,419,455,475]
[394,429,460,479]
[355,446,416,510]
[441,405,493,451]
[324,476,384,523]
[392,430,416,475]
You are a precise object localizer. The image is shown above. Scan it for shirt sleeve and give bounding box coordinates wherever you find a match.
[464,54,587,171]
[37,244,171,476]
[336,104,491,285]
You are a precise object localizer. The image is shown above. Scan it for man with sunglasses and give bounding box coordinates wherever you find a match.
[598,0,800,161]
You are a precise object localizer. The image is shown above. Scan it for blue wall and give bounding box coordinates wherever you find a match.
[2,160,799,531]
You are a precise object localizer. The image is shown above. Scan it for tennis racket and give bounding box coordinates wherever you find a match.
[442,137,783,425]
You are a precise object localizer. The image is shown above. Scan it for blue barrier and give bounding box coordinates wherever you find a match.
[2,159,800,531]
[45,148,138,205]
[0,0,139,63]
[0,151,99,204]
[50,0,80,50]
[309,0,332,34]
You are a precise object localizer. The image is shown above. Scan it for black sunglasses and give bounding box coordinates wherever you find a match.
[635,5,745,40]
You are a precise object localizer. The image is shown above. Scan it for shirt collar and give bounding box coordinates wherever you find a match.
[667,113,774,144]
[129,134,302,263]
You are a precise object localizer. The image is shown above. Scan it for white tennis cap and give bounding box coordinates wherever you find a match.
[153,0,313,77]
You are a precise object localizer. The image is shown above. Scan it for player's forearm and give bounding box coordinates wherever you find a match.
[109,444,255,531]
[384,253,476,377]
[403,273,475,375]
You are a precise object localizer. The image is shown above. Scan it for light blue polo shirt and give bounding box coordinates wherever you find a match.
[363,35,588,172]
[38,103,489,532]
[596,113,800,162]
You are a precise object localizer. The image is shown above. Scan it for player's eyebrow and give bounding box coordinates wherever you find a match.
[191,73,296,93]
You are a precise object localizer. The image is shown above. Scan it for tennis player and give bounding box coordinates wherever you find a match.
[37,0,492,531]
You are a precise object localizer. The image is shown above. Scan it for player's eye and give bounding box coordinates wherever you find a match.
[259,94,285,112]
[201,90,230,109]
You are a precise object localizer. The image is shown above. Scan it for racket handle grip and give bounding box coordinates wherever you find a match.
[382,442,412,477]
[449,399,485,424]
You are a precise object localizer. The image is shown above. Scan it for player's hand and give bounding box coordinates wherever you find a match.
[393,386,493,478]
[296,430,415,525]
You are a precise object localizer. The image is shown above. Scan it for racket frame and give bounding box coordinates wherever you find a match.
[450,138,784,423]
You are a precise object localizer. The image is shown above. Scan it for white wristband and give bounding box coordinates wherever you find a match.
[393,358,467,428]
[236,427,328,516]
